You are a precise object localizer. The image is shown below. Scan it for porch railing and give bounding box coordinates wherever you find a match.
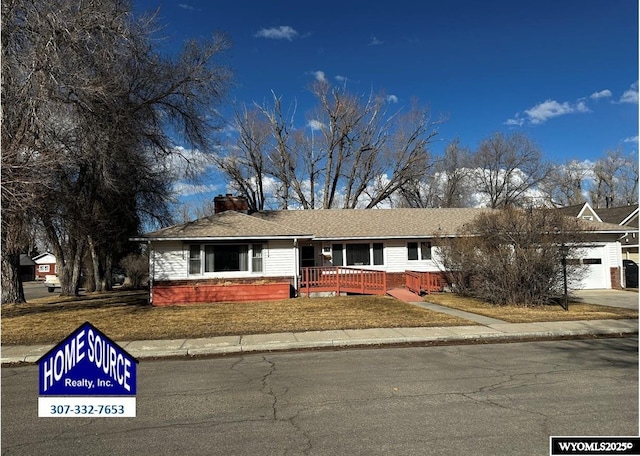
[405,271,444,295]
[300,267,387,297]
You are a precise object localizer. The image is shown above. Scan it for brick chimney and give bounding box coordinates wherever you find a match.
[214,194,249,214]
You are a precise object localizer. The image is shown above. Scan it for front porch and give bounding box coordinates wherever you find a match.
[299,267,445,297]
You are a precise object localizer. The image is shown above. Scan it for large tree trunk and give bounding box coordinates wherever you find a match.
[1,250,25,304]
[1,212,27,304]
[87,236,101,292]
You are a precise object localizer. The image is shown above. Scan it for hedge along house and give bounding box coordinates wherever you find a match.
[136,196,630,305]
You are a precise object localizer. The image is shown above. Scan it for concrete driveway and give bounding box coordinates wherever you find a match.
[571,289,639,309]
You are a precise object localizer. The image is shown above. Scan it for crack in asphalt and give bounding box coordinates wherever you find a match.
[259,356,313,455]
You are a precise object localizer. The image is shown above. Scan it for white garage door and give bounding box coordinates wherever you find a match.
[573,246,609,290]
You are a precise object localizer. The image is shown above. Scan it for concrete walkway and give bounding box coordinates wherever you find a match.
[387,287,505,324]
[3,319,637,365]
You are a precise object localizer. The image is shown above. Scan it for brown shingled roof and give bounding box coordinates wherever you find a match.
[141,210,311,240]
[140,207,628,241]
[142,208,493,240]
[594,205,639,227]
[253,208,492,239]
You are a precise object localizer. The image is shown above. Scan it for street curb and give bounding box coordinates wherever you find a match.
[2,320,637,365]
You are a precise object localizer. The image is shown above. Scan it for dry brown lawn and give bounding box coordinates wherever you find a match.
[1,290,469,345]
[2,289,636,346]
[424,293,637,323]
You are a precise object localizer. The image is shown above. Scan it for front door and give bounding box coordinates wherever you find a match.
[301,245,315,268]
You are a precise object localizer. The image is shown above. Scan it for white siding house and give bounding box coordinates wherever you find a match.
[137,202,629,303]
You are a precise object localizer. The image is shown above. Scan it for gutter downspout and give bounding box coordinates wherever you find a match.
[293,238,299,296]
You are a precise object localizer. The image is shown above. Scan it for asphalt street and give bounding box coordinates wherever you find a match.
[2,338,637,456]
[22,281,55,301]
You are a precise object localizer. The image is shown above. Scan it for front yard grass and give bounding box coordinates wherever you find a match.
[1,291,470,346]
[1,289,636,346]
[424,293,637,323]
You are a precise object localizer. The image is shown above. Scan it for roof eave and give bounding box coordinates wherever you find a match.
[132,235,312,242]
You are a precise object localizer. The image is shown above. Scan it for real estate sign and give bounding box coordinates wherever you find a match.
[37,322,138,417]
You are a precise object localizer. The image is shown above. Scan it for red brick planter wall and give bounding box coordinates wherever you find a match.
[152,282,292,306]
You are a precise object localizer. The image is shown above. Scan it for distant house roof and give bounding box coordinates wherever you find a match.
[20,254,36,266]
[554,202,639,228]
[32,252,56,263]
[554,202,602,222]
[139,207,627,242]
[595,205,639,227]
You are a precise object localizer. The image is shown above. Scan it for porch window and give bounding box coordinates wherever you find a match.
[346,243,370,266]
[408,242,418,261]
[408,241,432,261]
[421,242,432,260]
[332,242,385,266]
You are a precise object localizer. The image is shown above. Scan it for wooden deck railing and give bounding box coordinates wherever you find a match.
[405,271,444,295]
[300,267,387,297]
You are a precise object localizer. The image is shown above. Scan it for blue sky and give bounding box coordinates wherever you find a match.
[134,0,638,205]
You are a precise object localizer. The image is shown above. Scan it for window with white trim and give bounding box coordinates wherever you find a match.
[407,241,431,261]
[189,245,201,274]
[38,265,50,273]
[331,242,384,266]
[188,244,263,274]
[252,244,263,272]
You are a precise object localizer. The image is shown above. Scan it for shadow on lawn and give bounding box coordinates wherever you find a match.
[1,290,150,317]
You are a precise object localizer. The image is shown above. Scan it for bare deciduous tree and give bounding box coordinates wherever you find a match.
[472,132,551,208]
[538,159,590,207]
[589,149,639,208]
[218,82,439,210]
[2,0,232,301]
[399,138,473,208]
[435,208,588,306]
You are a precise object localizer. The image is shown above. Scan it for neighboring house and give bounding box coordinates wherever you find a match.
[136,196,629,305]
[33,252,57,280]
[595,204,639,264]
[20,254,36,282]
[556,202,639,287]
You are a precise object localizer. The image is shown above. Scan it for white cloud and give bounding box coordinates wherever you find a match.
[524,99,587,124]
[335,75,348,83]
[178,3,197,11]
[623,135,639,143]
[386,95,399,103]
[307,119,324,131]
[312,70,327,82]
[507,98,591,126]
[590,89,612,100]
[504,115,524,126]
[619,81,639,104]
[369,35,383,46]
[173,182,219,197]
[254,26,298,41]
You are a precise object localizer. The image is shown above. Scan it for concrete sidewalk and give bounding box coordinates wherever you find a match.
[2,318,637,365]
